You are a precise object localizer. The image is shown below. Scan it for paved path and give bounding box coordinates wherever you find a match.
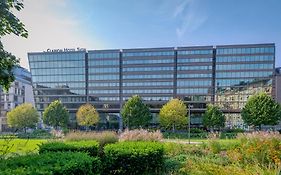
[162,139,202,144]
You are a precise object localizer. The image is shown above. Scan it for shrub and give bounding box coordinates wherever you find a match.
[65,131,118,148]
[119,129,163,141]
[103,141,164,174]
[162,131,208,139]
[16,129,53,139]
[230,131,281,167]
[0,152,100,175]
[39,140,99,157]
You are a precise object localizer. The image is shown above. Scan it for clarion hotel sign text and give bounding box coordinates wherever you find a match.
[46,47,86,52]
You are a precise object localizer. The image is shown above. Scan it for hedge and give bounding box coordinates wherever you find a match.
[0,152,100,175]
[38,140,99,157]
[103,141,164,175]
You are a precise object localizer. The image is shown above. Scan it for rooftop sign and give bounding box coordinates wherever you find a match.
[45,47,86,52]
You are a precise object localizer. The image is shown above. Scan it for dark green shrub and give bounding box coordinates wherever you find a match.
[103,141,164,175]
[39,140,99,157]
[0,152,100,175]
[17,129,53,139]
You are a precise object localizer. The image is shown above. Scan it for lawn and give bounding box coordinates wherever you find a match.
[0,139,47,155]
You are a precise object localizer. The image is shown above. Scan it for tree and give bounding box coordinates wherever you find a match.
[203,104,225,131]
[241,92,281,130]
[7,103,39,132]
[121,95,152,129]
[43,100,69,129]
[76,103,99,129]
[159,98,187,131]
[0,0,28,91]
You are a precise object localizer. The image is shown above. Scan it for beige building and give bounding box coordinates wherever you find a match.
[0,66,34,132]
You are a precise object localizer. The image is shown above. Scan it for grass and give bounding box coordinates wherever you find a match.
[0,139,47,155]
[163,138,240,144]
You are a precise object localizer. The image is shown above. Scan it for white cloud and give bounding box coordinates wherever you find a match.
[173,0,207,38]
[2,0,104,70]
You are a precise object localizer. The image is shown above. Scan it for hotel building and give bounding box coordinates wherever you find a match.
[28,43,275,128]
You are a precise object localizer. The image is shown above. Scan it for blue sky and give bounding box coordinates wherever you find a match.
[2,0,281,68]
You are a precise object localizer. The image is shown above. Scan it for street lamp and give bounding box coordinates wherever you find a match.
[188,104,193,144]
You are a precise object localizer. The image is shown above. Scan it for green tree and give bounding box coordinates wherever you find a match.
[76,103,99,129]
[241,92,281,130]
[159,98,187,131]
[7,103,39,132]
[0,0,28,91]
[121,95,152,129]
[203,104,225,131]
[43,100,69,129]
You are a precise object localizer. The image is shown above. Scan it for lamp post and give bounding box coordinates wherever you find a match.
[188,104,193,144]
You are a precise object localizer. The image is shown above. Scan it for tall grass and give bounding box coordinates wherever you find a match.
[65,131,118,148]
[119,129,163,141]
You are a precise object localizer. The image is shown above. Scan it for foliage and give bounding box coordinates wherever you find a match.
[203,104,225,130]
[43,100,69,129]
[163,131,208,139]
[0,139,46,157]
[7,103,39,131]
[103,141,164,174]
[16,129,53,139]
[159,98,187,131]
[0,0,28,91]
[76,103,99,128]
[65,131,118,148]
[121,95,152,129]
[242,92,281,129]
[39,140,99,157]
[0,152,100,175]
[119,129,163,141]
[229,131,281,167]
[180,156,277,175]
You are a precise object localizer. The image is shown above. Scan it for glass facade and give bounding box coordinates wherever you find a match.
[215,45,275,128]
[29,51,86,124]
[88,50,120,113]
[28,43,276,128]
[122,48,175,106]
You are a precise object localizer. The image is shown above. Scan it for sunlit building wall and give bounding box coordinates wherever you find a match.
[28,43,276,128]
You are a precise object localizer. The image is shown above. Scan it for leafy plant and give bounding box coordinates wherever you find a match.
[0,0,28,91]
[7,103,39,132]
[121,95,152,129]
[203,104,225,131]
[159,98,187,131]
[76,104,99,129]
[242,92,281,130]
[43,100,69,129]
[39,141,99,157]
[0,152,100,175]
[103,141,164,174]
[65,131,118,148]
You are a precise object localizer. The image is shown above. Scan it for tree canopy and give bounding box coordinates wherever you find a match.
[121,95,152,129]
[159,98,187,131]
[203,104,225,131]
[43,100,69,129]
[76,103,99,128]
[241,92,281,129]
[7,103,39,132]
[0,0,28,91]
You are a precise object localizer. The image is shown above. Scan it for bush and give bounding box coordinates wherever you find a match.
[65,131,118,148]
[163,131,208,139]
[16,129,53,139]
[119,129,163,141]
[103,141,164,174]
[229,131,281,167]
[0,152,100,175]
[39,140,99,157]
